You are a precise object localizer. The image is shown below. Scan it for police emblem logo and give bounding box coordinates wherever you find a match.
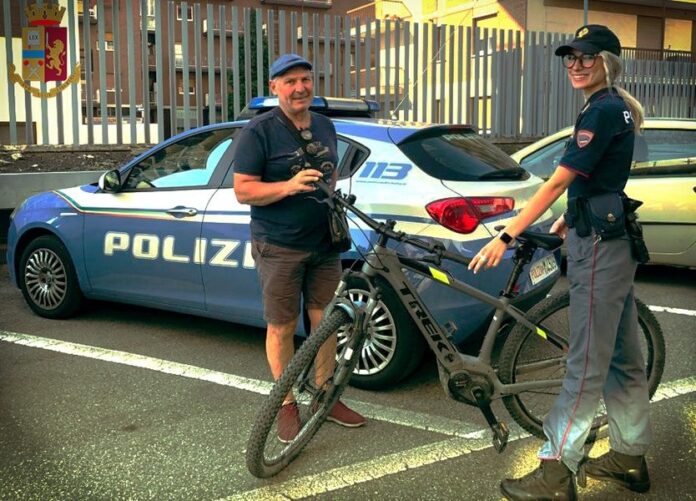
[576,130,594,148]
[22,2,67,82]
[8,2,81,98]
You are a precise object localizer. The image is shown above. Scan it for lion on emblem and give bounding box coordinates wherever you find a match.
[46,39,65,77]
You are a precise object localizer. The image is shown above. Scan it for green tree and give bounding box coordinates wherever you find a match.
[229,9,269,118]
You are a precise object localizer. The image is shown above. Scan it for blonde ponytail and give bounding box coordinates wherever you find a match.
[601,50,644,131]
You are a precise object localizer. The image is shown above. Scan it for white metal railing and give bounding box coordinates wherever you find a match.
[1,0,693,146]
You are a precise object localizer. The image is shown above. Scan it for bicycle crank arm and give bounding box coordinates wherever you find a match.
[472,387,509,453]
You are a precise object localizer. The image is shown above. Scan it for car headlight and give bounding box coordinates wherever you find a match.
[9,199,26,221]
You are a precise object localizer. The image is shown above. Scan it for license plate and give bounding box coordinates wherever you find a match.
[529,254,559,285]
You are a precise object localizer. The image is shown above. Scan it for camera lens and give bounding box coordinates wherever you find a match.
[319,161,334,173]
[306,142,319,155]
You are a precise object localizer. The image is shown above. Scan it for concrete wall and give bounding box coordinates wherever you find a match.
[0,171,101,210]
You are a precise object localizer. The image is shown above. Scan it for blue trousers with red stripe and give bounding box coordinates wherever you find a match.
[538,229,652,473]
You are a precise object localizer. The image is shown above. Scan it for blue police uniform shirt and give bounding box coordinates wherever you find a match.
[233,107,338,251]
[559,87,635,199]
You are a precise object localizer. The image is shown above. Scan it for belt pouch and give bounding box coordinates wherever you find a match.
[586,192,626,240]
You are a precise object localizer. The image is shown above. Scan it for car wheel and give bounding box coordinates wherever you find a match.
[340,276,425,390]
[19,235,84,319]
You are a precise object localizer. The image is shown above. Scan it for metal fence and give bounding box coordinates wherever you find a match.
[2,0,695,146]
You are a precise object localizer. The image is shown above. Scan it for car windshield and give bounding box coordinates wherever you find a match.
[397,128,528,181]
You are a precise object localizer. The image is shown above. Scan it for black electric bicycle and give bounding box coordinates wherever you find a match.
[246,182,665,478]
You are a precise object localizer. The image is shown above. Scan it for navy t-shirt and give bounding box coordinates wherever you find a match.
[559,87,635,199]
[233,108,338,251]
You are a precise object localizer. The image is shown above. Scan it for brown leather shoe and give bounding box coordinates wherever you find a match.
[277,402,301,443]
[326,400,366,427]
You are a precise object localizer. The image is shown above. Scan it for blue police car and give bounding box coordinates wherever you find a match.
[6,97,560,389]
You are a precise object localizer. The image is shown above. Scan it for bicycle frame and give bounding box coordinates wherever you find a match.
[337,243,565,401]
[315,179,565,451]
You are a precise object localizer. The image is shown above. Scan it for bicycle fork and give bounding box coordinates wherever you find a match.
[330,276,380,382]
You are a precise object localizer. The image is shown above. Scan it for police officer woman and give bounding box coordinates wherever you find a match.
[469,25,651,500]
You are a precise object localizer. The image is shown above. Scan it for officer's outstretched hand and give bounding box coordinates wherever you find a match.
[550,214,568,239]
[287,168,323,196]
[468,237,508,274]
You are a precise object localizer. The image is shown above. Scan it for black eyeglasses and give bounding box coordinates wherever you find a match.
[562,53,599,69]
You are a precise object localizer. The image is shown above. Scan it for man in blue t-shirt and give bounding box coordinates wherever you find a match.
[233,54,365,443]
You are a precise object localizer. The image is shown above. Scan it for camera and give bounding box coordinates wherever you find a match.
[289,140,335,177]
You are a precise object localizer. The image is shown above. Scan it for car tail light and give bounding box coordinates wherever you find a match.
[425,197,515,234]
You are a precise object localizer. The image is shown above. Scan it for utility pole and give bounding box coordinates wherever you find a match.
[584,0,588,25]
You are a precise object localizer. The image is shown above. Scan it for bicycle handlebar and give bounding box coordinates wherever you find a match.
[315,179,472,266]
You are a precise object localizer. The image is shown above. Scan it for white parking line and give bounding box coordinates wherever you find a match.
[2,329,696,499]
[0,330,485,437]
[226,377,696,501]
[648,305,696,317]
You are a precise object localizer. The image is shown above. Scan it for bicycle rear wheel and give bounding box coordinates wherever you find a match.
[246,308,357,478]
[499,291,665,441]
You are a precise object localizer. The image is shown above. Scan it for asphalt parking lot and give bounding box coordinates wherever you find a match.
[1,263,695,500]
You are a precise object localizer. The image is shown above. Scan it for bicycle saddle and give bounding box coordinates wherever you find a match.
[516,230,564,251]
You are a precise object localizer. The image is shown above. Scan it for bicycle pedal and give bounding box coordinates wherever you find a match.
[491,422,509,454]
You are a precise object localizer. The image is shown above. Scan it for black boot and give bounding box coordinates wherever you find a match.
[585,450,650,493]
[500,460,577,500]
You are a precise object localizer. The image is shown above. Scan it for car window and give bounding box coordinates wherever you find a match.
[398,128,529,181]
[336,136,369,179]
[517,138,567,179]
[631,157,696,177]
[639,128,696,163]
[124,129,234,190]
[520,126,696,180]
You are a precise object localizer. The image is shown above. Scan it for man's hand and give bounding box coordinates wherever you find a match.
[286,168,323,196]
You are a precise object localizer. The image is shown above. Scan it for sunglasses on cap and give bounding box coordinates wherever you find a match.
[562,53,600,69]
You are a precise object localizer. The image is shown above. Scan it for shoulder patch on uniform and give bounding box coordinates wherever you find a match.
[576,130,594,148]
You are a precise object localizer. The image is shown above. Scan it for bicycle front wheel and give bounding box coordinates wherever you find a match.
[499,291,665,441]
[246,308,357,478]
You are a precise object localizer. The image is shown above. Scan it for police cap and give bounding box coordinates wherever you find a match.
[555,25,621,57]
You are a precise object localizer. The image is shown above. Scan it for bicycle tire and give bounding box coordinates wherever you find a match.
[246,308,356,478]
[499,291,665,441]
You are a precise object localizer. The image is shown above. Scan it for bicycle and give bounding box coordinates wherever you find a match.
[246,181,665,478]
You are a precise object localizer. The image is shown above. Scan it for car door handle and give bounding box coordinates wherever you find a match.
[167,206,198,218]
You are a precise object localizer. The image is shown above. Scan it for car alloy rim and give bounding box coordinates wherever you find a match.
[24,248,67,310]
[337,288,397,376]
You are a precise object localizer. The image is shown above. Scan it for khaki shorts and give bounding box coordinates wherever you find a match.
[251,240,342,325]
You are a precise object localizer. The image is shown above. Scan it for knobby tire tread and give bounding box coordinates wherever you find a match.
[246,308,352,478]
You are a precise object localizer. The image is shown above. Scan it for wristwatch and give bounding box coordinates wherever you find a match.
[498,231,514,245]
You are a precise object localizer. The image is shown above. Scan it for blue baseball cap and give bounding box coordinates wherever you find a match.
[269,53,312,79]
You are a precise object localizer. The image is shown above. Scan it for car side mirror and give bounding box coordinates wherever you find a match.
[99,169,122,192]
